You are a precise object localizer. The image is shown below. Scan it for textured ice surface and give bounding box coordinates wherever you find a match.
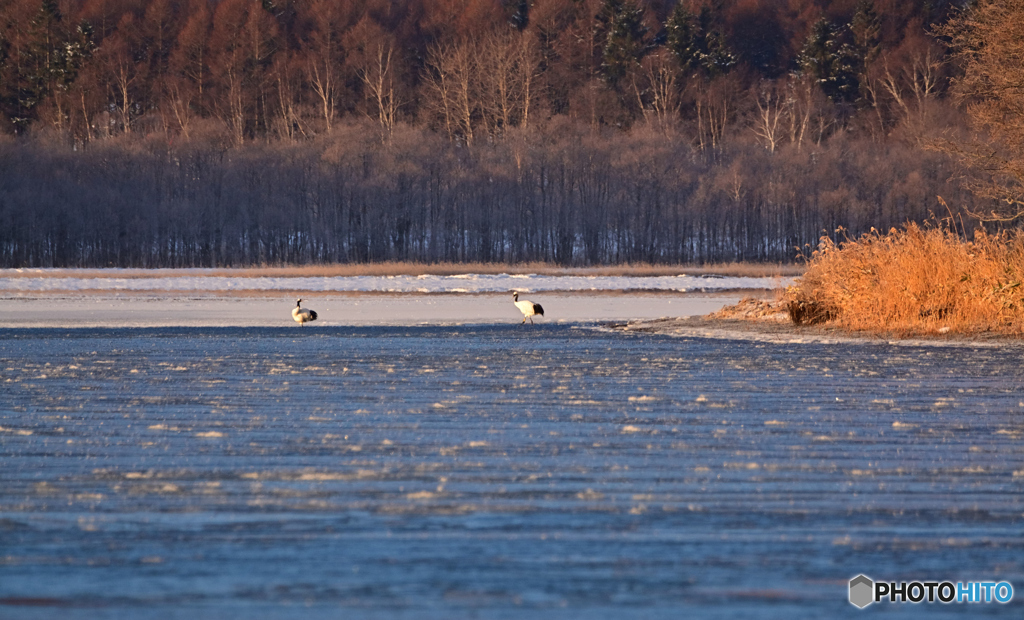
[1,325,1022,619]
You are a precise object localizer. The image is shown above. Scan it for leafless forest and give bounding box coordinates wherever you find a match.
[0,0,988,267]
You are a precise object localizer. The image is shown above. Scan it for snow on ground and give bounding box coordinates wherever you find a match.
[0,270,781,328]
[0,271,791,294]
[0,293,746,328]
[0,270,782,327]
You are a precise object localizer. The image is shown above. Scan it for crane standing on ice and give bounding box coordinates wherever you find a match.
[512,292,544,325]
[292,298,318,326]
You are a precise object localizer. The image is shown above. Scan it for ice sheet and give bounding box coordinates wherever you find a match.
[0,293,743,328]
[0,270,791,293]
[0,269,772,328]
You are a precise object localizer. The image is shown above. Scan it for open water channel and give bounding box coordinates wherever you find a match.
[1,325,1022,618]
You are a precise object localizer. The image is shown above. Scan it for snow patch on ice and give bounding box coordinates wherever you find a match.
[0,270,790,293]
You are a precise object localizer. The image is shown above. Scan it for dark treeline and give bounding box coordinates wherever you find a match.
[0,0,988,267]
[0,123,980,267]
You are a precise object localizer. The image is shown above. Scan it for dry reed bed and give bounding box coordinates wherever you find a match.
[787,224,1024,335]
[2,262,802,279]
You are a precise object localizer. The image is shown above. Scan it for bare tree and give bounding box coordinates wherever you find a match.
[783,75,837,148]
[876,45,943,130]
[424,39,476,144]
[688,76,736,154]
[936,0,1024,219]
[359,43,400,142]
[223,52,246,143]
[305,1,342,133]
[783,76,819,150]
[104,38,137,134]
[878,58,911,124]
[241,6,278,137]
[165,79,196,139]
[172,5,211,101]
[477,31,539,133]
[633,50,679,129]
[272,55,305,140]
[307,58,337,131]
[907,47,942,110]
[751,81,784,153]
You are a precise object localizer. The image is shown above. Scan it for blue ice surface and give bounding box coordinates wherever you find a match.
[1,324,1022,618]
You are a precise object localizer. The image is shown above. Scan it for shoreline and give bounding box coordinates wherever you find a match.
[605,312,1024,348]
[5,287,1018,347]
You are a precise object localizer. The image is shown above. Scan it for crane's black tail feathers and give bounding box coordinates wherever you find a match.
[309,310,318,321]
[533,304,544,316]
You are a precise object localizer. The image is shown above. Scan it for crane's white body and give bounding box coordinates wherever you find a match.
[292,299,318,326]
[512,292,544,325]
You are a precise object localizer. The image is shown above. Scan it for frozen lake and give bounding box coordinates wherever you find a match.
[0,270,792,294]
[1,325,1022,618]
[0,292,740,328]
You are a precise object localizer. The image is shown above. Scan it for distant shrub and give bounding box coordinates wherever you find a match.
[786,223,1024,335]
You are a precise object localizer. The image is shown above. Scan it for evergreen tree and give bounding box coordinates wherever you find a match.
[0,32,9,125]
[665,3,698,70]
[508,0,530,31]
[594,0,623,55]
[8,2,93,132]
[797,18,859,103]
[850,0,881,103]
[851,0,881,62]
[665,2,735,78]
[696,6,735,78]
[13,1,65,131]
[598,0,649,86]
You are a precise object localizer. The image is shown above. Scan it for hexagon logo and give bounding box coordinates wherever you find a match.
[849,574,874,608]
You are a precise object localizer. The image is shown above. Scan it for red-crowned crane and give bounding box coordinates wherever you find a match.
[512,292,544,325]
[292,298,318,326]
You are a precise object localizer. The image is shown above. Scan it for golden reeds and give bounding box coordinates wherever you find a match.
[786,223,1024,335]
